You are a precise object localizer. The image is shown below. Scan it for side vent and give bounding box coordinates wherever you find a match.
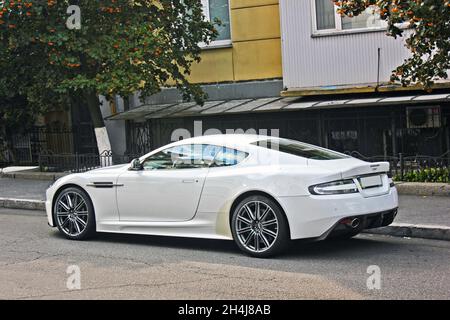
[86,182,123,188]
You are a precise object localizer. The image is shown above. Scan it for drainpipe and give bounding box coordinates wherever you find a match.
[375,48,381,92]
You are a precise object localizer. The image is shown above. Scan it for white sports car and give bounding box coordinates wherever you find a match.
[46,134,398,257]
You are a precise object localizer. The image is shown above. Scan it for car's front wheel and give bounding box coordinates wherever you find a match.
[231,195,290,258]
[54,187,96,240]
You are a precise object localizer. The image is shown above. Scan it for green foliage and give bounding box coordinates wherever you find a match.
[334,0,450,88]
[0,0,217,128]
[394,166,450,183]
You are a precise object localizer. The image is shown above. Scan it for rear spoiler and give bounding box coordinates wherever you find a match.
[341,162,390,179]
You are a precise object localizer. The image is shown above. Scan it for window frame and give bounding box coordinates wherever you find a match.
[141,143,249,171]
[142,144,214,171]
[200,0,233,49]
[252,138,350,161]
[311,0,388,37]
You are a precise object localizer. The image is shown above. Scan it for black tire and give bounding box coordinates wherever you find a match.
[53,187,96,240]
[231,195,290,258]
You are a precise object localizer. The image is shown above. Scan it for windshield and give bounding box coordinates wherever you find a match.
[252,138,349,160]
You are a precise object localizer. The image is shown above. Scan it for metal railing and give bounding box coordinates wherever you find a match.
[345,151,450,182]
[38,151,140,173]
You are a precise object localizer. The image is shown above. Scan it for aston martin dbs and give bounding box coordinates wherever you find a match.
[46,134,398,257]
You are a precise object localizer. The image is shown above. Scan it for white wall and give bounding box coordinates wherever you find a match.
[279,0,411,90]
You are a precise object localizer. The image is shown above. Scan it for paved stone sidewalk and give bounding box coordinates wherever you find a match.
[395,195,450,226]
[0,177,49,200]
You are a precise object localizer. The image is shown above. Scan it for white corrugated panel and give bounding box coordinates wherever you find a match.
[279,0,411,90]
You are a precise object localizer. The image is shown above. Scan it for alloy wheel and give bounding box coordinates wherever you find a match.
[55,191,89,237]
[235,201,279,253]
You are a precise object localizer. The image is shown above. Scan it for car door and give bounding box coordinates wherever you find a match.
[116,144,219,222]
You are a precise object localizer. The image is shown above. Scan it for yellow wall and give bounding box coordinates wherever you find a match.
[188,0,282,84]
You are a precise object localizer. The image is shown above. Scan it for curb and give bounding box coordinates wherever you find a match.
[363,223,450,241]
[0,172,67,181]
[0,198,45,211]
[395,182,450,197]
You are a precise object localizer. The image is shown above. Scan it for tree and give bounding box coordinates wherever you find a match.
[333,0,450,88]
[0,0,217,153]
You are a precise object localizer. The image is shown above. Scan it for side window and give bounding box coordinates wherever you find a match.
[213,147,248,167]
[142,148,174,170]
[142,144,221,170]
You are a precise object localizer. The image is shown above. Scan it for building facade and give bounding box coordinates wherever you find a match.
[107,0,450,159]
[277,0,449,157]
[107,0,286,155]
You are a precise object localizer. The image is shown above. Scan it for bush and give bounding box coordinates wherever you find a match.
[394,167,449,183]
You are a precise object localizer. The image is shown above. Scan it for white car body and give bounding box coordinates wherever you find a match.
[46,134,398,242]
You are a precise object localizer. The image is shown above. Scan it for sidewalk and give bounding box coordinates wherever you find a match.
[368,194,450,241]
[0,176,449,240]
[0,177,48,200]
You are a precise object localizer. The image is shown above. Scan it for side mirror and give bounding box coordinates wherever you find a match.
[130,158,143,171]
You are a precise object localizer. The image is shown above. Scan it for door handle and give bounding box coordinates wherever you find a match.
[182,179,198,183]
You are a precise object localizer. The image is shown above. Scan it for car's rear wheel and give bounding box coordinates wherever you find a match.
[54,187,96,240]
[231,195,290,258]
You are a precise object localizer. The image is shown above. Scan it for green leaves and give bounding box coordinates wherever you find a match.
[394,166,450,183]
[0,0,217,129]
[334,0,450,88]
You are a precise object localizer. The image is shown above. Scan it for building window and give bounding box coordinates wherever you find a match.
[201,0,232,47]
[312,0,386,35]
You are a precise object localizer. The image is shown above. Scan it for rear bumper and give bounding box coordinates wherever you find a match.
[322,208,398,240]
[278,187,398,240]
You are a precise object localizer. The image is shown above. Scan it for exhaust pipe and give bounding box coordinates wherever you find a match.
[350,218,360,229]
[340,217,361,229]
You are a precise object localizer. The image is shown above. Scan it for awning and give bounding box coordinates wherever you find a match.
[106,93,450,121]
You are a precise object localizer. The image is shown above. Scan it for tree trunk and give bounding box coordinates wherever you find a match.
[85,91,112,155]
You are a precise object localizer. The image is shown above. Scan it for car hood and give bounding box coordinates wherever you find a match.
[88,164,129,173]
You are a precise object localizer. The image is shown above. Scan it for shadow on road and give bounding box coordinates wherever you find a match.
[285,236,401,259]
[50,229,402,259]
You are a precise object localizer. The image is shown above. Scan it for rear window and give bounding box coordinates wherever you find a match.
[252,139,349,160]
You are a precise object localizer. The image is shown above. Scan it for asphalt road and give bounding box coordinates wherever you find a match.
[0,208,449,300]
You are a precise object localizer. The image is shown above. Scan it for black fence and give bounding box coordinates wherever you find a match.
[7,125,75,166]
[38,151,140,173]
[36,149,450,182]
[346,151,450,182]
[0,144,11,168]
